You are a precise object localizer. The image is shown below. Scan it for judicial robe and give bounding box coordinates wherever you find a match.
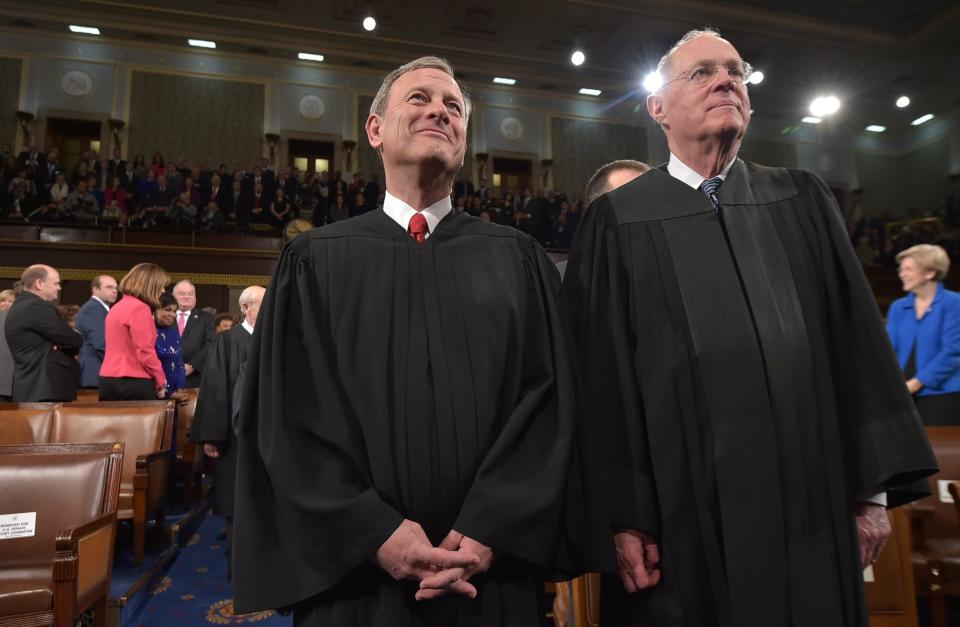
[190,324,251,518]
[233,209,613,625]
[563,160,938,627]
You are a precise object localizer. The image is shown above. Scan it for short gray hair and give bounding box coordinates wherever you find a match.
[238,285,264,308]
[657,27,723,79]
[369,56,472,123]
[585,160,650,204]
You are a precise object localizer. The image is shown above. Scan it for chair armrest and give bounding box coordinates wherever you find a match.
[53,512,117,582]
[136,448,172,509]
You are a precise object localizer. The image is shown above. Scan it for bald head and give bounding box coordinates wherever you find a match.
[239,285,266,326]
[21,264,61,302]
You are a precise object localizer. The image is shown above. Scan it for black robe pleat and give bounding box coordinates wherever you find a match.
[232,209,614,625]
[190,325,251,517]
[563,160,937,627]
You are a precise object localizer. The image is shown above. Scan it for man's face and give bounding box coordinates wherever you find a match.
[647,36,751,146]
[36,269,61,302]
[113,148,121,159]
[173,283,196,310]
[242,293,264,325]
[93,276,119,304]
[366,68,467,174]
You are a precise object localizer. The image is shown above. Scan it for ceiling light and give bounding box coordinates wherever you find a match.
[69,25,100,35]
[188,39,216,49]
[747,70,764,85]
[642,71,662,93]
[801,116,822,124]
[579,88,601,96]
[362,16,376,31]
[809,96,840,117]
[911,113,934,126]
[492,77,516,85]
[865,125,886,133]
[571,50,585,66]
[298,52,324,62]
[896,96,910,108]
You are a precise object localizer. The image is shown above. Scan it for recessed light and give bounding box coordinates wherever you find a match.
[911,113,934,126]
[579,88,601,96]
[298,52,324,62]
[571,50,586,66]
[642,71,662,93]
[363,16,377,32]
[747,70,764,85]
[188,39,216,49]
[492,77,516,85]
[896,96,910,108]
[801,116,822,124]
[69,25,100,35]
[809,96,840,117]
[865,125,886,133]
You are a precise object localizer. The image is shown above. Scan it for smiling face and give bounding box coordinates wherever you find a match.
[155,303,177,327]
[647,35,751,149]
[366,67,467,175]
[898,256,935,293]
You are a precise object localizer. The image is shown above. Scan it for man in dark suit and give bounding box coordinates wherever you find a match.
[4,265,81,401]
[18,142,46,182]
[173,280,214,387]
[75,274,118,388]
[107,148,126,180]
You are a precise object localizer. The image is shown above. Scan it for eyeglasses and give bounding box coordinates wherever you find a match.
[664,61,754,88]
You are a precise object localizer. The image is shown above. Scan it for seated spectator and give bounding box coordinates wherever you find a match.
[103,176,127,221]
[6,168,37,218]
[70,160,89,187]
[154,291,187,400]
[166,190,198,228]
[198,200,224,230]
[87,175,104,207]
[63,180,100,223]
[165,162,184,195]
[0,289,15,311]
[268,188,294,228]
[351,191,369,216]
[214,312,234,334]
[57,304,80,329]
[184,176,203,208]
[44,147,63,184]
[328,193,348,223]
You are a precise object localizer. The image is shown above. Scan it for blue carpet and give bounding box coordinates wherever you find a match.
[129,513,291,626]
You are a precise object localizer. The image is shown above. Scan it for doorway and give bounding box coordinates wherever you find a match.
[288,139,335,175]
[45,118,102,175]
[492,157,533,197]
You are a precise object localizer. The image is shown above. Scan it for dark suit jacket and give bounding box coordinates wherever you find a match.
[5,292,81,401]
[75,297,109,388]
[151,185,175,208]
[179,309,215,387]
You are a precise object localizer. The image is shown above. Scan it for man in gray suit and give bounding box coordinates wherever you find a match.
[75,275,118,388]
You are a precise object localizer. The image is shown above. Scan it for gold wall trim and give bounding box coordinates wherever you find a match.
[0,266,270,287]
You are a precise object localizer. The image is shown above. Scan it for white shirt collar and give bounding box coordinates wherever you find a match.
[242,319,254,334]
[92,295,110,311]
[177,309,191,317]
[382,191,452,239]
[667,153,737,190]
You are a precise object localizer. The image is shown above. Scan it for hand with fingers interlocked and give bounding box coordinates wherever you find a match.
[374,520,480,600]
[415,529,498,601]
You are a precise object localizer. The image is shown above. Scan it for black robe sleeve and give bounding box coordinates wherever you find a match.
[562,197,660,534]
[191,331,232,444]
[791,171,937,507]
[453,239,615,574]
[232,242,404,614]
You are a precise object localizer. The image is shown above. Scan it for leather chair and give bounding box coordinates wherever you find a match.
[553,574,600,627]
[0,406,55,445]
[56,401,175,564]
[173,389,203,505]
[0,442,124,627]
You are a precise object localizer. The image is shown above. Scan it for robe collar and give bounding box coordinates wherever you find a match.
[667,153,736,190]
[242,319,254,334]
[382,191,452,239]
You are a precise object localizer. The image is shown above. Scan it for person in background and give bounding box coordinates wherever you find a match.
[0,289,14,311]
[154,291,187,400]
[100,262,168,400]
[57,304,79,329]
[214,312,234,334]
[887,244,960,425]
[76,275,118,389]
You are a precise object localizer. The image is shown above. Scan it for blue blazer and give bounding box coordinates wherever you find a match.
[75,297,108,388]
[886,282,960,396]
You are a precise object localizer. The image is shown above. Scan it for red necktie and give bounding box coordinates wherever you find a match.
[408,213,428,245]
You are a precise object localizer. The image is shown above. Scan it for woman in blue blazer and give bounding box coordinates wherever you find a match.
[887,244,960,425]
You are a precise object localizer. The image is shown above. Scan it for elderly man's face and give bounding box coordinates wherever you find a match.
[173,283,197,310]
[648,36,751,145]
[367,68,467,173]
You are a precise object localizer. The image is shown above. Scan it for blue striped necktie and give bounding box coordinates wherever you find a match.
[699,176,723,213]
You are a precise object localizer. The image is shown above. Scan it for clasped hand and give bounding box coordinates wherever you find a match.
[374,520,496,602]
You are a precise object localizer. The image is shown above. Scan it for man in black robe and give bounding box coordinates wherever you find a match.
[190,284,264,576]
[564,28,937,627]
[233,56,612,626]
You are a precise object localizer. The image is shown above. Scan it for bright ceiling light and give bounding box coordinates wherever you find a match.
[188,39,216,49]
[642,71,662,93]
[896,96,910,108]
[801,116,822,124]
[571,50,586,66]
[362,16,377,32]
[69,25,100,35]
[809,96,840,117]
[579,88,602,96]
[865,125,886,133]
[298,52,324,62]
[911,113,934,126]
[747,70,764,85]
[492,77,516,85]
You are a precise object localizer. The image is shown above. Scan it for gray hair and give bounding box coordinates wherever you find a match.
[657,27,723,78]
[238,285,265,308]
[369,56,472,123]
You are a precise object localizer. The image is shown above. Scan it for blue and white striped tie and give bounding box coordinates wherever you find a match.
[699,176,723,213]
